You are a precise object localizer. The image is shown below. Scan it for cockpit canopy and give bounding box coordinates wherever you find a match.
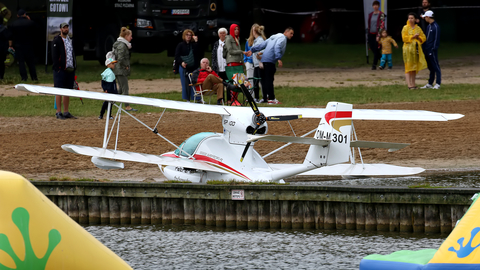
[174,132,216,157]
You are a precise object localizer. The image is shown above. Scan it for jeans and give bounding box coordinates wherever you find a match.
[380,54,392,68]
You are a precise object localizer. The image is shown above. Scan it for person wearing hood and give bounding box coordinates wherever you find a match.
[113,27,136,111]
[402,12,427,89]
[223,24,247,105]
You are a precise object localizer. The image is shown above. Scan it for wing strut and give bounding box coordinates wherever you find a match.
[262,128,317,159]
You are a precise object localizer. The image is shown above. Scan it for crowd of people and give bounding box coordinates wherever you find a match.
[368,0,442,90]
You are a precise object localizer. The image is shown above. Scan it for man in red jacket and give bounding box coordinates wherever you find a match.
[191,58,225,105]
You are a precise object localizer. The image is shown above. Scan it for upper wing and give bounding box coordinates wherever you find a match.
[15,84,230,116]
[16,84,464,121]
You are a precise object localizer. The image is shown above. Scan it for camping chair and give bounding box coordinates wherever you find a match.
[188,73,214,104]
[225,65,245,106]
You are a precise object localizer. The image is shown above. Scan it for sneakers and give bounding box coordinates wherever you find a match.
[379,66,384,70]
[63,112,77,119]
[217,98,223,105]
[56,112,66,120]
[387,67,392,70]
[258,99,266,103]
[433,84,441,89]
[99,115,114,120]
[420,84,433,89]
[254,98,260,103]
[268,99,281,105]
[371,65,376,70]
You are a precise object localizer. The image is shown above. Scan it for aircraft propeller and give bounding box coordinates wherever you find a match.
[238,83,301,162]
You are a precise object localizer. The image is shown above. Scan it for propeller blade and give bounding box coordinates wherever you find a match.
[240,124,261,162]
[266,115,302,121]
[239,84,259,114]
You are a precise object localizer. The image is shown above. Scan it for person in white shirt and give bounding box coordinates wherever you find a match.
[211,28,229,100]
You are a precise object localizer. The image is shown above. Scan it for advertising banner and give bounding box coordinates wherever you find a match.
[363,0,388,63]
[46,0,73,65]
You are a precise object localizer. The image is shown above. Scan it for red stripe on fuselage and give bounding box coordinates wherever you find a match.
[325,111,352,124]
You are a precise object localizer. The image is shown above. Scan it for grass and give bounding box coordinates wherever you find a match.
[1,42,479,85]
[163,180,192,183]
[47,176,110,182]
[408,183,452,189]
[2,83,479,117]
[207,180,289,185]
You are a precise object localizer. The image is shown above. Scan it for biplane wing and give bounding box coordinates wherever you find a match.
[16,84,464,121]
[62,144,225,173]
[269,163,425,176]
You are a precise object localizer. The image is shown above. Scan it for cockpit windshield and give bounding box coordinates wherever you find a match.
[174,132,215,157]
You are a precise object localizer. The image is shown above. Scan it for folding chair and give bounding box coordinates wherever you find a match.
[225,65,245,106]
[188,73,214,104]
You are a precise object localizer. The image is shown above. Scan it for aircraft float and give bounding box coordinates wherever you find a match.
[16,84,463,183]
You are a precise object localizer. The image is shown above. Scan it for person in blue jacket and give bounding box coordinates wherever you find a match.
[420,10,441,89]
[99,58,118,120]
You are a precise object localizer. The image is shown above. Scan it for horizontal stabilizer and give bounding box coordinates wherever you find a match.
[62,144,225,173]
[350,141,409,152]
[247,135,330,145]
[269,163,425,176]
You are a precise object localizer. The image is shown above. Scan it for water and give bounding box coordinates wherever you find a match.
[85,224,445,270]
[294,171,480,188]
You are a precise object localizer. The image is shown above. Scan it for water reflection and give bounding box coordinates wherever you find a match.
[294,171,480,188]
[85,224,445,270]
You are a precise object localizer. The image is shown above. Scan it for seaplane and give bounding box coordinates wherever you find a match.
[16,83,463,183]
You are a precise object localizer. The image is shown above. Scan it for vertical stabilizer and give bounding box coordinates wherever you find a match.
[303,102,352,167]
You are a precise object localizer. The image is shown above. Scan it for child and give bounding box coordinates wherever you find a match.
[99,58,118,119]
[378,30,398,70]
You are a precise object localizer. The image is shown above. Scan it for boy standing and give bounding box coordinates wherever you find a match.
[420,10,441,89]
[99,58,118,120]
[378,30,398,70]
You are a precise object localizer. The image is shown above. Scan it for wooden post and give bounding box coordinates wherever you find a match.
[162,198,172,225]
[88,196,100,225]
[425,204,440,233]
[205,199,216,226]
[315,201,324,230]
[345,202,356,230]
[141,198,152,225]
[399,204,413,232]
[355,203,365,230]
[120,198,131,225]
[324,202,336,230]
[109,197,120,225]
[389,203,400,232]
[130,198,141,225]
[67,196,79,223]
[236,201,248,229]
[184,199,195,225]
[413,204,425,233]
[451,205,465,229]
[172,198,184,224]
[100,197,109,224]
[335,202,346,230]
[376,204,389,231]
[365,203,376,231]
[439,205,452,234]
[78,196,89,224]
[248,200,258,229]
[303,201,315,229]
[215,200,226,227]
[281,201,292,229]
[57,196,66,214]
[195,199,206,225]
[225,200,236,228]
[258,200,270,229]
[291,201,303,230]
[270,200,281,229]
[151,198,162,224]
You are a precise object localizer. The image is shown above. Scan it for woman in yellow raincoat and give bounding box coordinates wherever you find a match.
[402,12,427,89]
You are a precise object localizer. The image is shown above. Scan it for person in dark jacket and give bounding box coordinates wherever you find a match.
[420,10,441,89]
[0,15,11,79]
[99,58,118,119]
[416,0,432,33]
[8,9,37,81]
[174,29,200,101]
[52,22,77,120]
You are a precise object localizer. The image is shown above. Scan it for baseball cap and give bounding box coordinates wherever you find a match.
[17,9,26,16]
[105,58,117,66]
[60,22,69,28]
[421,10,434,18]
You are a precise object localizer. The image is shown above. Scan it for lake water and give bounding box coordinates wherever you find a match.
[85,224,445,270]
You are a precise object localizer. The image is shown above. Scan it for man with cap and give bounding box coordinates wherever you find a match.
[52,22,77,120]
[8,9,38,81]
[420,10,441,90]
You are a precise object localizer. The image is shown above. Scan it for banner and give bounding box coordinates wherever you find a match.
[363,0,388,31]
[46,0,73,66]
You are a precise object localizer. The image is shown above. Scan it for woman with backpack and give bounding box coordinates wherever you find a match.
[174,29,200,102]
[113,27,136,111]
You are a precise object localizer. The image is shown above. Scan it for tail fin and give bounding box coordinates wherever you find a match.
[0,171,132,270]
[304,102,352,167]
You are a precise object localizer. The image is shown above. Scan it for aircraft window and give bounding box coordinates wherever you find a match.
[175,132,215,157]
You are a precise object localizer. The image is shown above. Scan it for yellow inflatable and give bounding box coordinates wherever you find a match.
[0,171,132,270]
